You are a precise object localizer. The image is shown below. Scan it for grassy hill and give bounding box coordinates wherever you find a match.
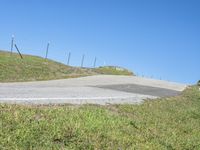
[0,50,133,82]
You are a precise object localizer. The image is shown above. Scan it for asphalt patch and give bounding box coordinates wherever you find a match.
[95,84,181,97]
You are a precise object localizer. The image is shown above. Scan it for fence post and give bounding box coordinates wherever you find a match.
[67,52,71,65]
[45,42,50,59]
[81,54,85,68]
[93,57,97,68]
[10,35,14,56]
[14,44,23,59]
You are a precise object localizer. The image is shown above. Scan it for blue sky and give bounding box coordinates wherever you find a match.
[0,0,199,84]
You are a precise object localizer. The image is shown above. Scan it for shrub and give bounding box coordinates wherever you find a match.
[197,80,200,86]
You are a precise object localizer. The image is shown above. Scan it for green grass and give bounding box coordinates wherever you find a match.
[0,50,133,82]
[94,66,133,76]
[1,86,200,149]
[0,50,95,82]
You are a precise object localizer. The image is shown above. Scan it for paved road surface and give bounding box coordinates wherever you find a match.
[0,75,187,105]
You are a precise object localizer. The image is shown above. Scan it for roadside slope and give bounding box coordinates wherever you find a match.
[0,50,133,82]
[1,86,199,149]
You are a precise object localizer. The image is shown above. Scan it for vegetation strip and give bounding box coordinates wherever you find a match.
[1,86,200,149]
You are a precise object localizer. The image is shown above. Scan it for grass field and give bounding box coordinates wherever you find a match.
[0,50,133,82]
[1,86,200,149]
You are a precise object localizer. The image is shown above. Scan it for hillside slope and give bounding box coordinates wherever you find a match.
[0,50,133,82]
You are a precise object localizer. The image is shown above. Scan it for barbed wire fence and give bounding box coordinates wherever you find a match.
[6,34,168,81]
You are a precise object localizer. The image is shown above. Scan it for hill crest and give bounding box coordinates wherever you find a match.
[0,50,134,82]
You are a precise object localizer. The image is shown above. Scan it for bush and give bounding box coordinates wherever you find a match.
[197,80,200,86]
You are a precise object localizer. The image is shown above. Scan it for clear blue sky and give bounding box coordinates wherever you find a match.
[0,0,199,84]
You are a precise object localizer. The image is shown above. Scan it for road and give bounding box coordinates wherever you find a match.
[0,75,187,105]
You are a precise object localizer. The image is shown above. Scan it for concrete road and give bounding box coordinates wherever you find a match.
[0,75,187,105]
